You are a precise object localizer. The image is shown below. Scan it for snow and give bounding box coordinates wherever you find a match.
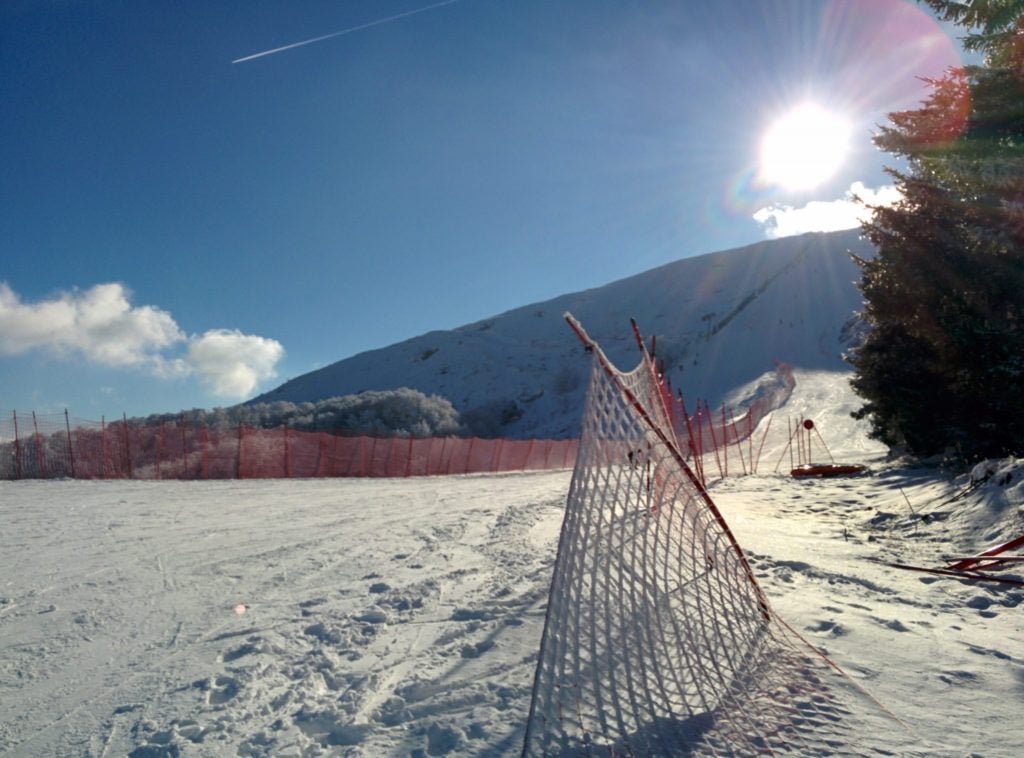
[2,370,1023,756]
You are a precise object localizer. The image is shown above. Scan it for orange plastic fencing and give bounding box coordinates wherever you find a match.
[0,365,790,484]
[663,363,796,483]
[0,411,579,480]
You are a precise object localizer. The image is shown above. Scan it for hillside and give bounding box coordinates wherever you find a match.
[251,229,873,438]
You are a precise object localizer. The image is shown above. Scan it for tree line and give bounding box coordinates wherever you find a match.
[138,388,464,438]
[851,1,1024,462]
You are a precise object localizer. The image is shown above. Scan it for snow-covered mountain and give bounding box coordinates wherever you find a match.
[252,229,873,438]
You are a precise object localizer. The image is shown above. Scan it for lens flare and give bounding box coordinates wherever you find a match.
[759,103,852,191]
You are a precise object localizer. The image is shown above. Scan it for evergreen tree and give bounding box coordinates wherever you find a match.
[850,2,1024,461]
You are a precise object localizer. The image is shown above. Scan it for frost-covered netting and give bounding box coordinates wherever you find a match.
[523,316,897,756]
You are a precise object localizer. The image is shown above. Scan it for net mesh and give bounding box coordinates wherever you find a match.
[523,316,896,756]
[0,412,578,480]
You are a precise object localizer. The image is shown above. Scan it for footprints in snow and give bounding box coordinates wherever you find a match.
[128,503,554,756]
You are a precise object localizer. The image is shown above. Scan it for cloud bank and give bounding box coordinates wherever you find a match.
[187,330,285,398]
[753,182,902,238]
[0,282,284,399]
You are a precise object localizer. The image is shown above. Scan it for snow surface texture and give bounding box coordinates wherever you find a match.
[2,371,1023,756]
[250,229,873,439]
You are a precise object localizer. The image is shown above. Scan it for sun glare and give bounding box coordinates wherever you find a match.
[759,103,852,191]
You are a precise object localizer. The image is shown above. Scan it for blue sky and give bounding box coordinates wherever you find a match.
[1,0,966,419]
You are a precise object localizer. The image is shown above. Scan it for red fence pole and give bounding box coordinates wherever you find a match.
[101,416,108,479]
[180,416,188,479]
[492,438,503,473]
[237,425,245,479]
[65,409,76,479]
[438,436,449,475]
[721,405,729,479]
[283,426,291,478]
[32,411,46,478]
[201,425,209,480]
[705,402,722,480]
[122,413,133,479]
[12,411,22,480]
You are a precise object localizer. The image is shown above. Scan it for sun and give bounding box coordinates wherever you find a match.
[759,103,852,191]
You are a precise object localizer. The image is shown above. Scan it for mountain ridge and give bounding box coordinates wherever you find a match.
[252,229,873,438]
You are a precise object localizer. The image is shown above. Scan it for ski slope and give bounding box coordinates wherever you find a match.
[2,371,1022,756]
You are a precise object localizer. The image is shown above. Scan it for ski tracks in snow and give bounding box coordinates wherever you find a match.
[4,460,1023,756]
[0,474,568,757]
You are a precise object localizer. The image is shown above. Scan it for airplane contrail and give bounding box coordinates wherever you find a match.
[232,0,462,64]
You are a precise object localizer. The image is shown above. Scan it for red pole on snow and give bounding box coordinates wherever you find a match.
[438,436,449,476]
[157,421,164,480]
[754,414,773,474]
[32,411,46,478]
[404,436,414,477]
[180,416,188,478]
[201,425,209,480]
[12,411,22,479]
[367,436,377,477]
[492,438,504,473]
[704,401,723,481]
[236,424,244,479]
[679,391,703,487]
[729,409,747,476]
[722,405,730,478]
[747,412,754,475]
[65,409,76,479]
[123,413,133,479]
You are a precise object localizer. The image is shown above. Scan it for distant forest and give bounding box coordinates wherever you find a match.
[138,388,464,438]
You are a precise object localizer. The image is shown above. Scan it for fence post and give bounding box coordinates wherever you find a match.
[679,392,703,487]
[705,402,722,481]
[465,437,475,475]
[12,411,22,480]
[180,416,188,479]
[789,417,796,470]
[729,410,747,476]
[747,412,754,475]
[721,405,729,479]
[237,425,245,479]
[384,436,397,477]
[65,409,76,478]
[157,421,164,480]
[122,413,133,479]
[101,416,109,479]
[201,425,209,479]
[438,436,449,475]
[491,438,503,473]
[283,426,291,478]
[404,436,414,477]
[366,436,378,477]
[32,411,46,478]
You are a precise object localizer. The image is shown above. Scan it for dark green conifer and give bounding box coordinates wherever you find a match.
[850,2,1024,460]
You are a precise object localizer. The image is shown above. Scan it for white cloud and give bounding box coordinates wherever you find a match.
[186,329,285,398]
[753,182,902,239]
[0,282,183,366]
[0,282,285,400]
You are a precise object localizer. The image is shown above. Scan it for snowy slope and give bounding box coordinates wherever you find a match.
[252,229,873,438]
[3,371,1022,757]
